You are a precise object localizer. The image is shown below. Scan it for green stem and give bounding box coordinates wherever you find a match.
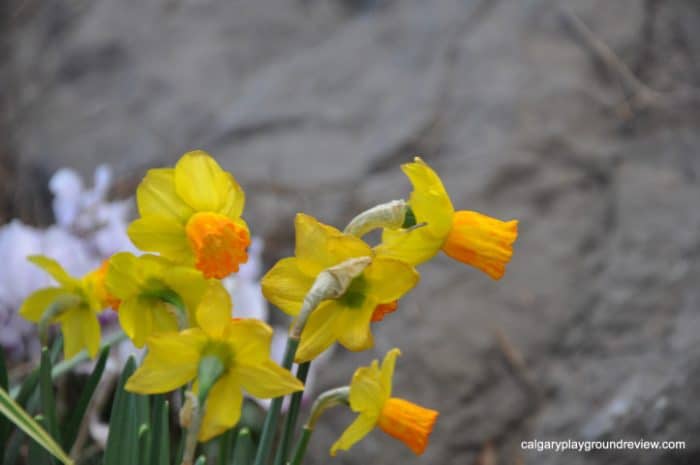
[288,428,312,465]
[272,362,310,465]
[252,337,299,465]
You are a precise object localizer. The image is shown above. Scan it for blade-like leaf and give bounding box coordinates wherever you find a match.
[218,427,236,465]
[62,346,109,450]
[104,357,150,465]
[232,428,254,465]
[195,456,207,465]
[150,397,170,465]
[0,349,10,451]
[39,348,60,445]
[0,385,74,464]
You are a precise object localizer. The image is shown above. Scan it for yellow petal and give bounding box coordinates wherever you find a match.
[379,348,401,398]
[334,301,375,352]
[19,288,74,322]
[349,360,384,414]
[403,157,454,237]
[236,360,303,398]
[294,214,371,276]
[105,252,144,298]
[174,150,234,212]
[295,301,339,363]
[376,225,444,266]
[136,168,194,222]
[28,255,79,289]
[128,217,192,263]
[261,257,314,316]
[364,257,419,303]
[118,296,153,348]
[196,284,232,339]
[198,370,243,441]
[330,413,378,456]
[125,329,206,393]
[59,306,100,359]
[162,266,210,324]
[225,319,274,363]
[218,173,245,220]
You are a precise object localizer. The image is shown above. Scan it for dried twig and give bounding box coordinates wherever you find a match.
[493,328,540,399]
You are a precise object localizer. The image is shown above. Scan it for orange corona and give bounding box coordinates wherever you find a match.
[377,398,439,455]
[186,212,250,279]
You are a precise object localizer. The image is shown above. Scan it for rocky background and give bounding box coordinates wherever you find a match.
[2,0,700,464]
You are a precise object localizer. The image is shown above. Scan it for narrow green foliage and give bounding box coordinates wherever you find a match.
[28,414,53,465]
[273,362,311,465]
[39,348,61,445]
[233,428,254,465]
[0,349,10,452]
[103,357,150,465]
[150,396,171,465]
[253,338,299,465]
[138,423,151,465]
[218,427,236,465]
[0,386,74,464]
[194,456,207,465]
[63,346,109,451]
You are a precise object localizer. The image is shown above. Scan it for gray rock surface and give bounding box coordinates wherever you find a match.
[4,0,700,464]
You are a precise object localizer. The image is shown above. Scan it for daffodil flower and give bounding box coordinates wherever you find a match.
[261,214,419,363]
[377,157,518,279]
[125,284,304,441]
[128,151,250,279]
[105,252,216,347]
[331,348,438,456]
[19,256,106,359]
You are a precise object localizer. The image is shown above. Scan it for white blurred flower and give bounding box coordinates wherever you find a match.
[0,165,136,359]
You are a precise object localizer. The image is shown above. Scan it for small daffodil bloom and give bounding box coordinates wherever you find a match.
[377,157,518,279]
[128,151,250,279]
[125,285,304,441]
[262,214,419,363]
[20,256,106,359]
[106,252,216,347]
[331,348,438,456]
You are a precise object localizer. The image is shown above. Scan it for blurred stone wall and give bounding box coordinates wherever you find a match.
[3,0,700,464]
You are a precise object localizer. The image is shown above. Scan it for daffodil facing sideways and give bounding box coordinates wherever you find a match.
[376,157,518,280]
[125,284,304,441]
[261,214,419,363]
[128,150,250,279]
[19,256,107,359]
[331,348,438,456]
[106,252,218,347]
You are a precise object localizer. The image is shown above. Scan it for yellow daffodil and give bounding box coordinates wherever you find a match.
[377,157,518,279]
[261,214,419,363]
[125,284,303,441]
[106,252,216,347]
[331,348,438,456]
[128,150,250,279]
[20,256,105,359]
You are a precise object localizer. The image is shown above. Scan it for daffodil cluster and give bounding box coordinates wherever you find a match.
[17,151,517,465]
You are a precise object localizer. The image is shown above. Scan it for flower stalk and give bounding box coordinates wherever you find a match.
[289,387,350,465]
[180,356,225,465]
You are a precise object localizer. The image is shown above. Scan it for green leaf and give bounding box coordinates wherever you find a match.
[232,428,254,465]
[39,348,61,445]
[194,455,207,465]
[0,385,74,464]
[103,357,150,465]
[28,414,52,465]
[62,346,109,450]
[138,423,151,465]
[218,427,236,465]
[0,348,10,451]
[149,396,170,465]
